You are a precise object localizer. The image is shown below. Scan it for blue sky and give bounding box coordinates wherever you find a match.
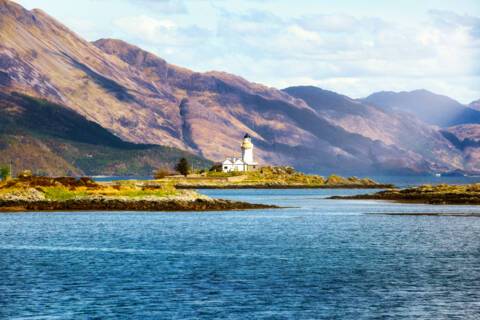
[14,0,480,103]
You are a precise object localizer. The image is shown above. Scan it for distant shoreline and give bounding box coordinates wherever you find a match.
[176,184,394,189]
[331,184,480,205]
[366,212,480,217]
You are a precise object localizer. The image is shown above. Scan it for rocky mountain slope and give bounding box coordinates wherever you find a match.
[284,86,464,172]
[0,0,476,175]
[0,92,209,176]
[362,90,480,127]
[442,124,480,173]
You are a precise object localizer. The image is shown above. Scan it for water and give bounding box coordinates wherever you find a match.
[2,189,480,319]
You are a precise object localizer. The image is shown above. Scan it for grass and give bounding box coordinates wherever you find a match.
[0,178,180,201]
[185,167,381,187]
[43,187,88,201]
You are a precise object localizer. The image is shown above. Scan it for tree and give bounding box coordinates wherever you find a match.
[0,165,11,181]
[175,158,190,177]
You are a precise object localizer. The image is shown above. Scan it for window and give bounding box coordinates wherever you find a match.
[224,166,228,169]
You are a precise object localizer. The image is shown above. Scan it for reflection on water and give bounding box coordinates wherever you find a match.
[1,189,480,319]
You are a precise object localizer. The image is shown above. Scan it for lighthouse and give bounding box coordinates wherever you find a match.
[221,133,259,172]
[241,133,254,164]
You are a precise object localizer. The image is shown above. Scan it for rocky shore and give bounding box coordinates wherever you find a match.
[0,197,275,212]
[330,184,480,205]
[0,176,277,212]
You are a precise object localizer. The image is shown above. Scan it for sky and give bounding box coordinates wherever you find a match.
[13,0,480,103]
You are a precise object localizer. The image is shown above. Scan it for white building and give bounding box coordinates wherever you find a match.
[222,134,259,172]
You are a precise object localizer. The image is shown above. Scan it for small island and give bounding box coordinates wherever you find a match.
[167,166,393,189]
[0,175,277,212]
[331,183,480,205]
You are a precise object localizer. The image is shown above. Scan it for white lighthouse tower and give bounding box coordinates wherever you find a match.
[241,133,254,164]
[221,133,259,172]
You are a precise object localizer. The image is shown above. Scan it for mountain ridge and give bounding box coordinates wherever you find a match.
[362,89,480,127]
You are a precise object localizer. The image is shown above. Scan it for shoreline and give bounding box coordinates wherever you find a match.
[0,198,278,212]
[0,176,279,212]
[330,184,480,205]
[175,184,394,189]
[365,212,480,217]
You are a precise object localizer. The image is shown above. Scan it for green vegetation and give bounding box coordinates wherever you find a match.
[0,92,212,176]
[0,165,10,181]
[0,175,179,202]
[0,175,275,212]
[206,171,245,178]
[43,187,87,201]
[175,158,190,177]
[167,166,387,188]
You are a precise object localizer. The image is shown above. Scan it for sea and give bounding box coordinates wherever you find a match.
[2,177,480,319]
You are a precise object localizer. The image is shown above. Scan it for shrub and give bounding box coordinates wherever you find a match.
[209,163,223,172]
[154,167,172,179]
[0,165,11,181]
[17,170,33,179]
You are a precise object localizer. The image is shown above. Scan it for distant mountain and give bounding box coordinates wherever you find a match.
[0,92,210,176]
[442,124,480,173]
[470,99,480,110]
[284,86,464,173]
[362,90,480,127]
[0,0,476,175]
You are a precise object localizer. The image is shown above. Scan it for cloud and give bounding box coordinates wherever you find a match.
[429,10,480,39]
[114,15,210,47]
[94,0,188,14]
[110,6,479,102]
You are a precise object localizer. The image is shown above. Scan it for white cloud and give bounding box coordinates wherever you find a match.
[94,0,188,14]
[114,15,210,48]
[106,6,480,103]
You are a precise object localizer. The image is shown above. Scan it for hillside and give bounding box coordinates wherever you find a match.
[442,124,480,173]
[362,90,480,127]
[283,86,464,173]
[0,0,477,175]
[0,92,210,176]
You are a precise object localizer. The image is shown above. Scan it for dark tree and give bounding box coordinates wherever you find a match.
[175,158,190,177]
[0,165,10,181]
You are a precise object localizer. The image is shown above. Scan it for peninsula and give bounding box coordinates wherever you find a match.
[0,176,276,212]
[331,183,480,205]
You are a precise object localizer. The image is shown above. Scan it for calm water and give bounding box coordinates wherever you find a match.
[2,189,480,319]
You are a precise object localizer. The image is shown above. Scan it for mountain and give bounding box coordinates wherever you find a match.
[362,90,480,127]
[442,124,480,173]
[283,86,464,172]
[0,91,210,176]
[470,99,480,110]
[0,0,475,175]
